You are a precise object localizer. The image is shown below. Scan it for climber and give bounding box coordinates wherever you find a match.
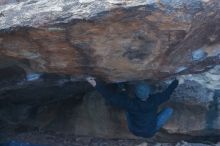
[86,77,179,138]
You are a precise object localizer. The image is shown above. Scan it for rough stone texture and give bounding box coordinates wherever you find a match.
[0,66,219,143]
[163,80,220,135]
[2,133,219,146]
[161,66,220,136]
[160,65,220,135]
[179,65,220,90]
[0,0,220,145]
[0,0,220,82]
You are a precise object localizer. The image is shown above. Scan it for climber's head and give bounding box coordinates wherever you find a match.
[134,81,151,101]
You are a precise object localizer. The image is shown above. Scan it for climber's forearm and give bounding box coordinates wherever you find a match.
[163,79,179,96]
[151,79,179,105]
[95,81,138,110]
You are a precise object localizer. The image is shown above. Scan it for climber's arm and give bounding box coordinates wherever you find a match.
[151,79,179,105]
[86,77,139,111]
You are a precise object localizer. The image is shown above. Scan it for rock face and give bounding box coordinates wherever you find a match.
[0,66,219,143]
[0,0,220,144]
[0,0,220,82]
[1,137,219,146]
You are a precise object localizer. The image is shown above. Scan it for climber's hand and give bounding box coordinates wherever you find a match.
[86,76,96,87]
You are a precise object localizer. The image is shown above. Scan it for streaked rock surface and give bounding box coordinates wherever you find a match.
[0,0,219,144]
[0,0,220,82]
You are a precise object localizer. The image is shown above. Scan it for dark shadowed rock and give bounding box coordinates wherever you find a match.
[0,67,219,142]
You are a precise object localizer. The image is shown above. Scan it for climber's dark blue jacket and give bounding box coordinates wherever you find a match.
[95,80,178,138]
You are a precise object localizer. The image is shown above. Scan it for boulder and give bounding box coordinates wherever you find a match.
[0,67,219,142]
[0,0,220,82]
[0,0,220,144]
